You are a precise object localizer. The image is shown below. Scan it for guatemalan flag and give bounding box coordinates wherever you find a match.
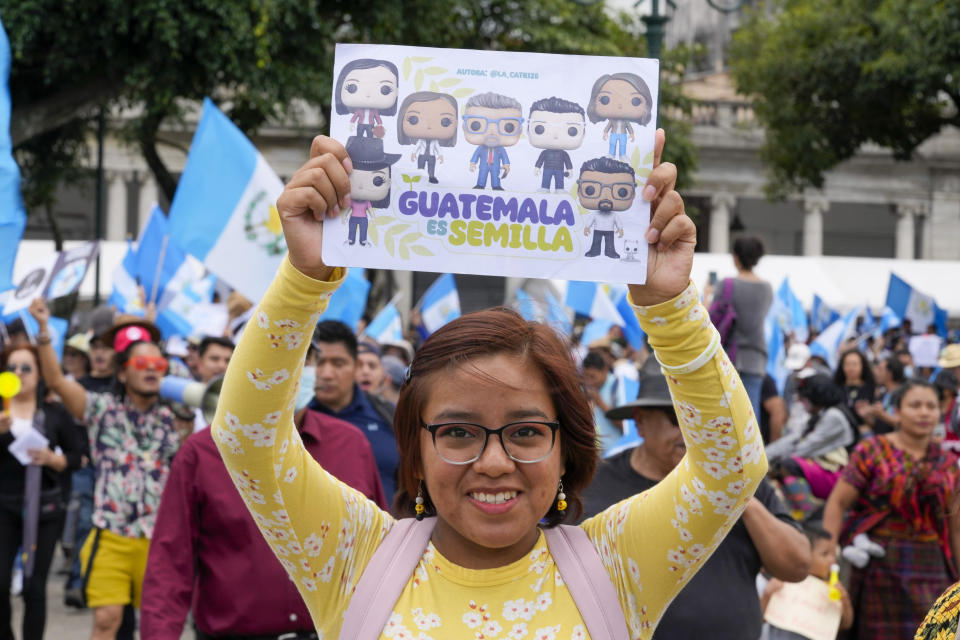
[810,305,863,371]
[885,273,948,337]
[564,281,625,327]
[419,273,461,334]
[167,99,285,301]
[0,17,25,293]
[366,302,404,344]
[810,294,840,334]
[109,240,146,315]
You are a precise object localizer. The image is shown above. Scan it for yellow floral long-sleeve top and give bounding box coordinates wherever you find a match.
[212,258,767,640]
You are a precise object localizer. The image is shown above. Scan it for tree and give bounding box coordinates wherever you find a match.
[729,0,960,199]
[6,0,696,220]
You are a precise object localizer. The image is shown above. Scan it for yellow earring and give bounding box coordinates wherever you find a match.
[556,480,567,512]
[415,483,426,520]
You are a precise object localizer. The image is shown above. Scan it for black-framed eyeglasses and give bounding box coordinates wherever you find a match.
[577,180,636,200]
[421,420,560,465]
[4,364,33,374]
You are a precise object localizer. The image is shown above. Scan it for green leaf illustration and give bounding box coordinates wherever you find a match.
[643,149,656,165]
[415,69,424,90]
[369,222,379,244]
[429,80,439,91]
[630,147,642,169]
[401,232,422,244]
[410,245,434,256]
[451,88,475,98]
[402,174,413,184]
[438,78,461,88]
[399,244,410,260]
[411,56,433,62]
[424,66,446,75]
[385,234,395,256]
[385,224,411,244]
[636,168,652,178]
[410,176,421,183]
[402,57,413,81]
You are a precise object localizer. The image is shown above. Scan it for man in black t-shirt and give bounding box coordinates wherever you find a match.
[580,358,811,640]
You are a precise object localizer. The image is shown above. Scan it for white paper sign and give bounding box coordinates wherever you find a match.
[8,429,49,466]
[323,43,659,283]
[763,576,842,640]
[909,334,942,368]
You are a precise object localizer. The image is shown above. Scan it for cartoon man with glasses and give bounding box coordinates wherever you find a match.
[577,157,637,259]
[462,92,524,190]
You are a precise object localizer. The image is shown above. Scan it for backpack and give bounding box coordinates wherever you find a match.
[708,277,738,362]
[339,517,630,640]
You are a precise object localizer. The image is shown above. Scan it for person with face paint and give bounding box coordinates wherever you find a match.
[209,130,768,639]
[587,72,654,162]
[527,97,586,192]
[344,136,401,246]
[462,92,524,190]
[335,59,399,139]
[578,156,637,259]
[397,91,458,185]
[141,340,384,640]
[28,299,189,640]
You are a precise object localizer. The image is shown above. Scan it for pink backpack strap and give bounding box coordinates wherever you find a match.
[339,517,437,639]
[544,525,631,640]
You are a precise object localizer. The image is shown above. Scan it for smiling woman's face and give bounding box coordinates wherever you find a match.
[418,353,564,569]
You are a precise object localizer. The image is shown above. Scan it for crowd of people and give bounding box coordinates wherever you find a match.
[1,132,960,640]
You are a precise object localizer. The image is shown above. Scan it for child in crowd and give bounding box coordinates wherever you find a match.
[762,526,854,639]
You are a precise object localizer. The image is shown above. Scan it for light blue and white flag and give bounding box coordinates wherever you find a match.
[886,273,948,337]
[773,279,809,344]
[545,291,573,336]
[604,374,643,458]
[167,98,285,301]
[0,17,25,293]
[875,305,901,338]
[366,302,404,344]
[319,268,370,333]
[764,306,788,394]
[809,305,863,370]
[564,281,625,326]
[419,273,460,334]
[579,318,614,348]
[155,265,213,338]
[810,294,840,334]
[614,289,646,351]
[108,239,145,315]
[514,289,539,323]
[135,206,190,305]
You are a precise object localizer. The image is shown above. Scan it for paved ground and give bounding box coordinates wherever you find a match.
[10,554,191,639]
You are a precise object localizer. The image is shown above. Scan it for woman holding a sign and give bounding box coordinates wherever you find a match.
[0,346,82,639]
[211,130,767,639]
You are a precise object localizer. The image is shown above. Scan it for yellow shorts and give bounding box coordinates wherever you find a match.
[79,528,150,609]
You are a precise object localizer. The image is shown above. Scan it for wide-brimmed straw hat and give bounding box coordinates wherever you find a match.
[939,344,960,369]
[605,357,673,420]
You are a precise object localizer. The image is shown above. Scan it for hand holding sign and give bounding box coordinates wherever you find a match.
[627,128,695,307]
[275,135,353,281]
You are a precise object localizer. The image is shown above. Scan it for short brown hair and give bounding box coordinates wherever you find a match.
[392,307,598,526]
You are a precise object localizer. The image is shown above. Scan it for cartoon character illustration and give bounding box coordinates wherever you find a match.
[586,72,653,162]
[462,92,524,190]
[397,91,458,185]
[527,97,585,193]
[335,59,400,138]
[343,136,401,246]
[620,238,642,262]
[577,157,637,259]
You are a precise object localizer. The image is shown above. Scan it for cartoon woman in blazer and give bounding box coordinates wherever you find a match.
[586,72,653,162]
[335,59,400,138]
[396,91,458,184]
[344,136,401,246]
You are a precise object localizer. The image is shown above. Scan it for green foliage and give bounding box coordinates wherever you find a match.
[5,0,697,215]
[729,0,960,199]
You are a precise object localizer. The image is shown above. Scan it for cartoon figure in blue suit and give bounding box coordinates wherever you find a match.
[462,92,524,190]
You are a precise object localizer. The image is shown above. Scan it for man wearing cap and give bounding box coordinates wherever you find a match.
[579,357,811,640]
[28,299,189,640]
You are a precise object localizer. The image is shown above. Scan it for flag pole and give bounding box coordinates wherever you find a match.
[0,320,9,345]
[149,234,169,305]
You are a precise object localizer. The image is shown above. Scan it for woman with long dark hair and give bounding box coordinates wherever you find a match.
[209,131,768,638]
[0,345,82,639]
[834,349,876,430]
[824,379,960,639]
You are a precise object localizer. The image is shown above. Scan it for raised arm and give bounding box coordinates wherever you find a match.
[211,136,393,632]
[580,130,768,639]
[29,298,87,420]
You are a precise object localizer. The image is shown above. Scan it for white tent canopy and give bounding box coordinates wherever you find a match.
[11,240,960,317]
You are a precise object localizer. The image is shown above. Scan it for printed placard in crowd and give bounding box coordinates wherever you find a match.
[2,241,100,316]
[763,576,842,640]
[323,43,659,283]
